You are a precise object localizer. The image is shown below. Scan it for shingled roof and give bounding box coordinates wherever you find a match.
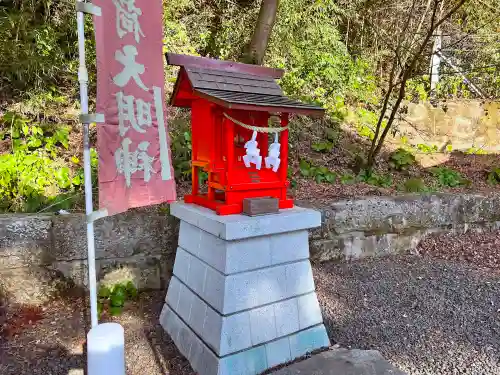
[167,53,324,117]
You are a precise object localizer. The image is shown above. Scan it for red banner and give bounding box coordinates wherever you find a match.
[93,0,176,215]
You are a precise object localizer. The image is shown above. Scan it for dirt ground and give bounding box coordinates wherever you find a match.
[0,290,192,375]
[2,230,500,375]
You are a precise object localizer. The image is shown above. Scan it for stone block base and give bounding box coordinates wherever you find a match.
[160,203,330,375]
[161,305,330,375]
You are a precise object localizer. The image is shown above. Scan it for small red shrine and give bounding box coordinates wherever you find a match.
[167,53,324,215]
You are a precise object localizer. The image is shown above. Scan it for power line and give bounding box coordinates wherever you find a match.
[434,15,500,56]
[477,0,500,14]
[430,62,500,71]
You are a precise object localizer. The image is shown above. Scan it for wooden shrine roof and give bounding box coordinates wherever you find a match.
[167,53,324,117]
[185,67,283,97]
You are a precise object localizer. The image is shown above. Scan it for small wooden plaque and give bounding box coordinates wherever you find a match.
[243,197,279,216]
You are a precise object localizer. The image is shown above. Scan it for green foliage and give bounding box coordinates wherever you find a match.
[416,144,438,154]
[97,281,138,318]
[109,306,124,317]
[311,126,340,153]
[357,169,393,188]
[388,148,416,171]
[465,147,488,155]
[0,3,96,214]
[0,2,79,95]
[487,168,500,185]
[312,141,334,153]
[0,112,88,212]
[125,280,139,299]
[435,75,472,99]
[1,0,497,214]
[98,284,111,299]
[324,127,340,144]
[266,0,377,117]
[110,284,127,308]
[352,108,382,140]
[170,128,209,184]
[429,167,467,188]
[340,173,356,185]
[287,169,297,189]
[298,160,313,177]
[171,130,193,180]
[406,77,430,102]
[402,178,429,193]
[299,160,391,188]
[356,124,374,140]
[298,160,336,184]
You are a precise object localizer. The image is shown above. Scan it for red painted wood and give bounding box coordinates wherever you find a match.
[185,105,294,215]
[167,56,313,215]
[280,114,289,183]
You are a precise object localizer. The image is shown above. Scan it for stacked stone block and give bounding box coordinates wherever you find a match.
[160,203,330,375]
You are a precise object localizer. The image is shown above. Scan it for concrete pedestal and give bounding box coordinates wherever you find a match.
[160,203,330,375]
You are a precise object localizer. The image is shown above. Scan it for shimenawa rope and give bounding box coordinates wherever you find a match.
[223,112,288,133]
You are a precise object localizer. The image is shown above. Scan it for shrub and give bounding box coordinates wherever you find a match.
[466,147,488,155]
[311,127,340,153]
[0,112,91,212]
[340,173,356,185]
[313,167,337,184]
[402,178,428,193]
[97,281,138,317]
[389,148,416,171]
[324,128,340,144]
[357,169,393,188]
[171,130,192,180]
[487,168,500,185]
[298,160,336,184]
[312,141,334,153]
[299,159,314,177]
[429,167,468,187]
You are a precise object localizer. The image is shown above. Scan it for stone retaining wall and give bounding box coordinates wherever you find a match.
[2,193,500,304]
[395,100,500,153]
[0,209,178,304]
[306,193,500,262]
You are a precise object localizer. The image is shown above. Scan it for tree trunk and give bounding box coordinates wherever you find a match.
[241,0,279,65]
[365,0,468,168]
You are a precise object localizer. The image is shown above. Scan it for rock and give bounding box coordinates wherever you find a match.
[272,348,407,375]
[395,100,500,153]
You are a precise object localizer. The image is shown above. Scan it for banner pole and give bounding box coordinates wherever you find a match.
[76,0,99,328]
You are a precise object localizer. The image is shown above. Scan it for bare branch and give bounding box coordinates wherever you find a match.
[366,0,470,167]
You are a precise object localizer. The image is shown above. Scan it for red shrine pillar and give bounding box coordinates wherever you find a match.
[224,116,235,205]
[280,113,289,184]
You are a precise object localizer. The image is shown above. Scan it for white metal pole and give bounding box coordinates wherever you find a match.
[430,29,442,93]
[437,51,486,99]
[88,323,126,375]
[76,0,99,328]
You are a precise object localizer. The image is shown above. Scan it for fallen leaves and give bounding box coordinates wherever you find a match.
[1,305,44,340]
[418,230,500,272]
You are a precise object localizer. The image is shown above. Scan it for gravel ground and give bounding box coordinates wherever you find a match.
[2,250,500,374]
[316,256,500,375]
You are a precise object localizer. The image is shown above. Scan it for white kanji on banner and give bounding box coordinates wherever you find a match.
[116,91,152,136]
[112,0,145,43]
[114,138,155,187]
[113,45,148,91]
